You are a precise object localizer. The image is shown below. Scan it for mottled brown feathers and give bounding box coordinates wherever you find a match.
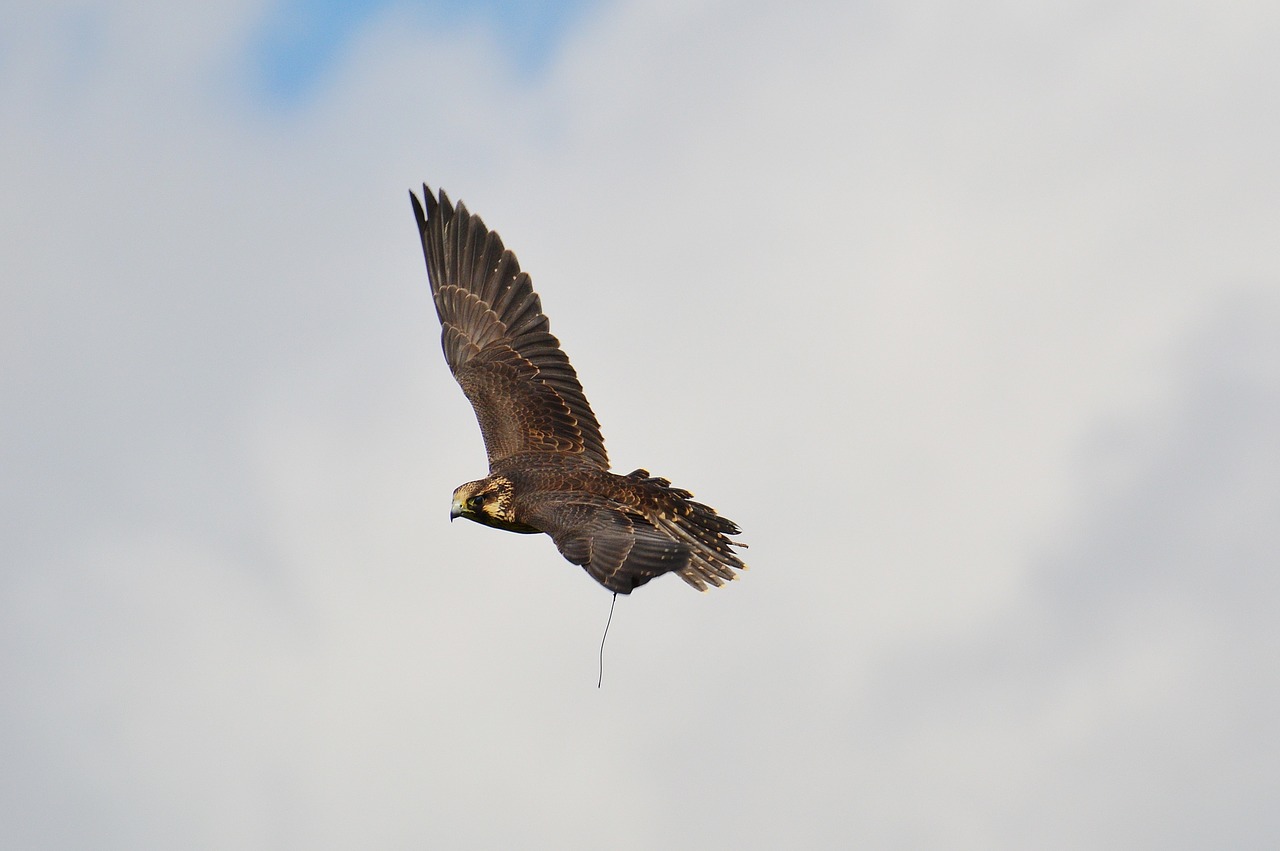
[411,187,608,469]
[412,185,746,594]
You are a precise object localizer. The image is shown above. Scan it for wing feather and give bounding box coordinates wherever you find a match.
[525,495,690,594]
[411,186,609,469]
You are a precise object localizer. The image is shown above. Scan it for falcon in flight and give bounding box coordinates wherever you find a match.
[410,185,747,593]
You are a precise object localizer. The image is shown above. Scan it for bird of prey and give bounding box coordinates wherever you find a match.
[410,185,747,594]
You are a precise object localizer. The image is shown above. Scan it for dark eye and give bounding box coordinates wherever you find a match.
[467,494,486,511]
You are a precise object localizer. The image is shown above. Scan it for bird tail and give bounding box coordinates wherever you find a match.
[626,469,749,592]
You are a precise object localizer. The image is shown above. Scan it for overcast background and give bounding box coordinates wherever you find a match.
[3,1,1278,848]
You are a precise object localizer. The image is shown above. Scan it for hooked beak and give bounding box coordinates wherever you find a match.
[450,500,463,522]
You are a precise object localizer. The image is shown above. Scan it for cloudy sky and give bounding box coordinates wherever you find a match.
[3,1,1278,847]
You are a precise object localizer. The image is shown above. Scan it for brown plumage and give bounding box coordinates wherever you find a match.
[410,185,747,593]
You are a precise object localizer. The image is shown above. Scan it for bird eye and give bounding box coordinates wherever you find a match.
[467,494,486,511]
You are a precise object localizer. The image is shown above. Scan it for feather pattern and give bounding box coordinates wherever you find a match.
[412,186,609,469]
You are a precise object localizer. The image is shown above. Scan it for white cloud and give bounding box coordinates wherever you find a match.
[3,1,1278,847]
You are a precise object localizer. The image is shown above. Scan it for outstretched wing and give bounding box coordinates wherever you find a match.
[410,185,609,470]
[523,494,691,594]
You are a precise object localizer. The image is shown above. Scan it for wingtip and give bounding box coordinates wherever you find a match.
[412,183,456,231]
[409,188,426,226]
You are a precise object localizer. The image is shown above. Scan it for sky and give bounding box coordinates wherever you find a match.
[3,0,1279,848]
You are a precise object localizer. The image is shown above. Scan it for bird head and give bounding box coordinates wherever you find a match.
[449,475,537,533]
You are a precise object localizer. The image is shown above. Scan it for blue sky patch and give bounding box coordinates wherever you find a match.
[251,0,595,105]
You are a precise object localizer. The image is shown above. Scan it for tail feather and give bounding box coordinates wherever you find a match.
[625,467,748,592]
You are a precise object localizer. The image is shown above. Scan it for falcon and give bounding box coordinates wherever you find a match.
[410,185,747,593]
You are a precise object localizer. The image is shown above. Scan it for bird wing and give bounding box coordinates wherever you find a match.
[523,494,691,594]
[411,185,609,470]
